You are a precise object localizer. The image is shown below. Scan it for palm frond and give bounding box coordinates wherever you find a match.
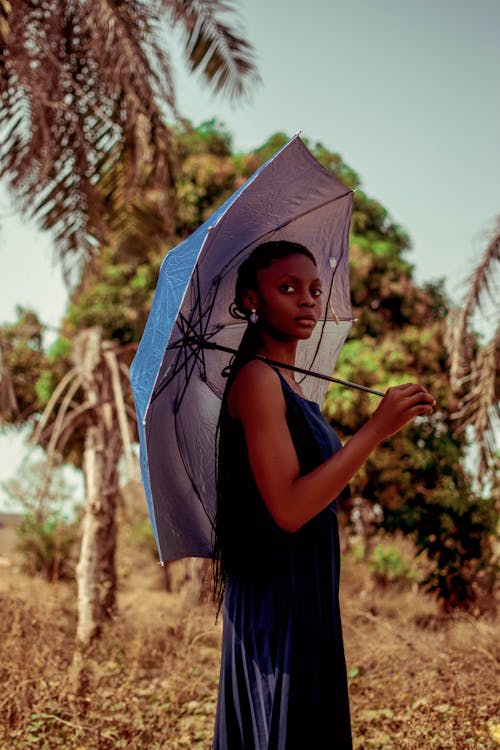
[452,323,500,478]
[445,219,500,484]
[463,223,500,318]
[166,0,260,99]
[444,309,475,392]
[446,220,500,392]
[0,0,254,275]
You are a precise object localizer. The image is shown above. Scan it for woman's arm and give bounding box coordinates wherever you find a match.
[228,360,435,533]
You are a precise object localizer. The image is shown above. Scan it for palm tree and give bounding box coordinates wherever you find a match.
[0,0,259,277]
[446,220,500,484]
[0,3,258,646]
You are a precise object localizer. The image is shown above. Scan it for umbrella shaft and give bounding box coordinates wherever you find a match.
[197,340,385,397]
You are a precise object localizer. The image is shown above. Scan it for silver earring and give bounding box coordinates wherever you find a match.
[249,308,259,324]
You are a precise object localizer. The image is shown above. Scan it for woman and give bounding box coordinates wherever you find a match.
[212,241,435,749]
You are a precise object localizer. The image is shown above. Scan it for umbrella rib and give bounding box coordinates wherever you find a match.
[152,283,224,403]
[152,312,209,404]
[195,265,208,381]
[212,190,353,280]
[179,309,217,374]
[175,316,205,411]
[171,314,222,411]
[299,236,344,383]
[175,349,201,412]
[197,274,222,360]
[173,406,216,533]
[194,340,385,397]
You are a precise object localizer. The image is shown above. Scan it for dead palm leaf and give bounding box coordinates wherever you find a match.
[452,323,500,477]
[446,220,500,483]
[166,0,261,99]
[0,0,258,278]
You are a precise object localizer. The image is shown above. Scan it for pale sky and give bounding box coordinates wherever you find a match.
[0,0,499,506]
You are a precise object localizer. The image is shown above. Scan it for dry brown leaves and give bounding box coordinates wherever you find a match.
[0,554,498,750]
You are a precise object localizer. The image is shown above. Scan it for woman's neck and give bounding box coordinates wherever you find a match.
[255,332,298,367]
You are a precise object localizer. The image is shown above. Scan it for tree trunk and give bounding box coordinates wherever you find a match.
[74,328,122,647]
[180,558,210,605]
[76,421,120,646]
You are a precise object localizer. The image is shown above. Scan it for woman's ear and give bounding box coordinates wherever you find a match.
[243,290,258,313]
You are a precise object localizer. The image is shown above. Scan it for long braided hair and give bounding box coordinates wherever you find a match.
[212,240,317,609]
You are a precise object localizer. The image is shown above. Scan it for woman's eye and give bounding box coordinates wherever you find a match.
[311,288,323,297]
[279,284,295,293]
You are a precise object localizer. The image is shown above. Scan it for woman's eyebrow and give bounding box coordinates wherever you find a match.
[278,273,323,285]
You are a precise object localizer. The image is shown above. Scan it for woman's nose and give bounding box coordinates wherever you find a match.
[300,294,315,307]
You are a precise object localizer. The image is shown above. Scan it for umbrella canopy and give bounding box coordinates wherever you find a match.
[130,135,354,563]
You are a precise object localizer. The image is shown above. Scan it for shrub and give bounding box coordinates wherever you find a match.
[15,515,79,581]
[414,497,498,613]
[370,543,417,589]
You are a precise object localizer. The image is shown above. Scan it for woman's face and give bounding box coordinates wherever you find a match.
[246,253,323,340]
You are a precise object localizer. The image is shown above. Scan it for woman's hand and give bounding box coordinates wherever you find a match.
[369,383,436,442]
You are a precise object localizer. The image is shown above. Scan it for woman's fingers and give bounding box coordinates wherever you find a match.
[410,402,434,416]
[404,391,435,407]
[372,383,436,439]
[388,384,435,408]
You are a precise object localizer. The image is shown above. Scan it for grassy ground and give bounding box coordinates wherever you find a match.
[0,537,498,750]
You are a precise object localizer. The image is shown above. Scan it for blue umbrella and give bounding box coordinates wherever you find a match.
[130,135,374,564]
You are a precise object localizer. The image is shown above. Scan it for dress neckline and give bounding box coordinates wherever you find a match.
[270,366,320,408]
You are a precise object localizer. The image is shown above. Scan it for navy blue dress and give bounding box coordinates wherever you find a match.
[213,367,352,750]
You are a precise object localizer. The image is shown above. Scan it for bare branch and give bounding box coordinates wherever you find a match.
[103,348,137,479]
[46,375,86,459]
[31,368,80,445]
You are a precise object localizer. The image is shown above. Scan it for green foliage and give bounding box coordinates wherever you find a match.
[370,543,417,589]
[66,247,163,344]
[34,336,73,405]
[47,336,72,363]
[15,514,79,581]
[251,132,290,163]
[34,370,53,406]
[312,133,494,611]
[382,478,497,612]
[3,459,82,581]
[328,319,496,611]
[176,118,233,157]
[307,140,360,189]
[0,307,47,422]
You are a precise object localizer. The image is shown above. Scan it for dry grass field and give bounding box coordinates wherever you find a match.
[0,524,498,750]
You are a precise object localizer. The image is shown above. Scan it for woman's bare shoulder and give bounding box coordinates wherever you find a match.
[227,360,284,420]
